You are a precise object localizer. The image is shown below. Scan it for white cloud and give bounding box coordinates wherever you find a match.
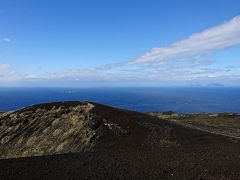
[3,37,11,43]
[0,64,25,82]
[1,16,240,86]
[127,16,240,65]
[0,63,12,70]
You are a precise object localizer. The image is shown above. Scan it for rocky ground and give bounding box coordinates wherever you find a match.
[0,102,239,179]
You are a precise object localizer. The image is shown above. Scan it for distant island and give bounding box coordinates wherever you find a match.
[205,83,225,87]
[190,83,225,87]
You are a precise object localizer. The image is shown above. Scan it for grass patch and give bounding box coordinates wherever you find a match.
[179,118,240,128]
[159,139,178,147]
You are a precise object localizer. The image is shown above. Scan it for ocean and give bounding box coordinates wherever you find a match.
[0,87,239,113]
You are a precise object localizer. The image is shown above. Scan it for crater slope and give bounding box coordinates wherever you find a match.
[0,101,239,179]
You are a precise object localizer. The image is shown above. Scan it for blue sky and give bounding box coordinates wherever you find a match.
[0,0,240,87]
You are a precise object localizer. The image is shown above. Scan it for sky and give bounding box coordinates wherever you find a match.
[0,0,240,87]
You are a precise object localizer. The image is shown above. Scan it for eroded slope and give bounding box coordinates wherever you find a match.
[0,103,99,158]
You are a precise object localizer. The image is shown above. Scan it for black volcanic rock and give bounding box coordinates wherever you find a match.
[0,101,239,179]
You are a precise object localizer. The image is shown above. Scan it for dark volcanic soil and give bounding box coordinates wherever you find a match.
[0,101,239,179]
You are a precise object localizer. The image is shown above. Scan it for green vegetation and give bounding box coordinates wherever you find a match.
[149,112,240,139]
[179,117,240,128]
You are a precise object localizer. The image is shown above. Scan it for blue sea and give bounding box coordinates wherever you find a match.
[0,87,239,113]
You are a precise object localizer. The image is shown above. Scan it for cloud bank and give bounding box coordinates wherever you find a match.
[1,62,239,87]
[127,16,240,65]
